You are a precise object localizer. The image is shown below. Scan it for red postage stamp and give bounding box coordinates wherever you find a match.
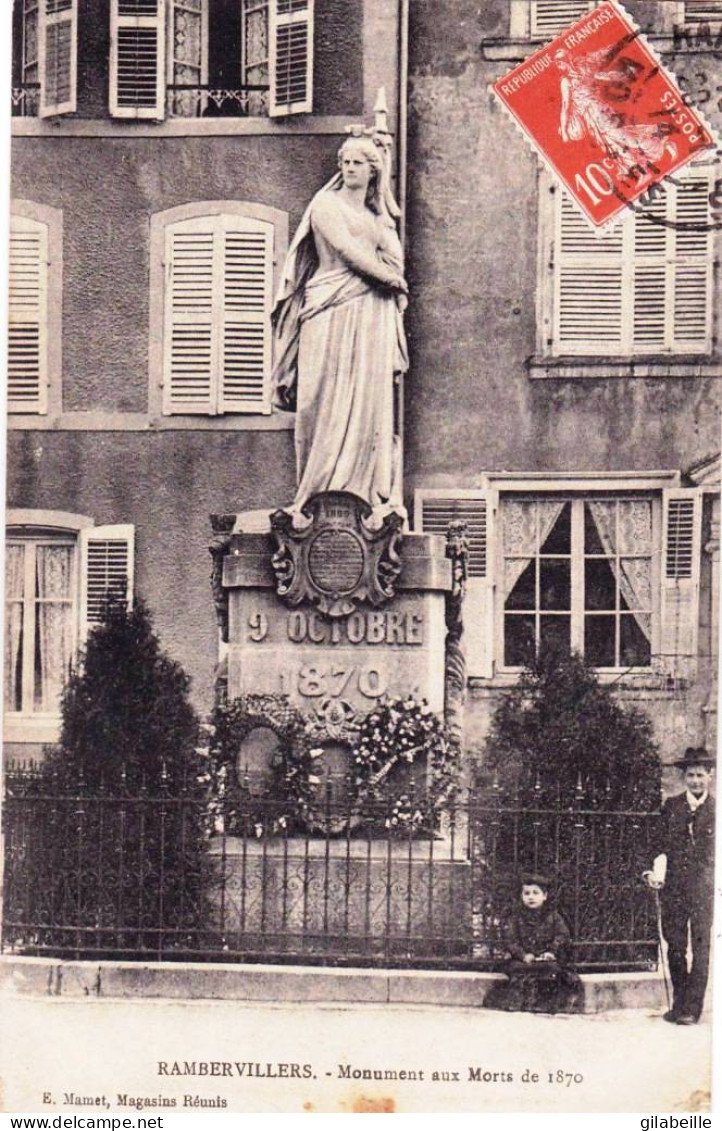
[492,0,715,227]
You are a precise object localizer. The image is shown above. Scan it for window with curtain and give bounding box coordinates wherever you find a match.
[4,535,76,716]
[109,0,313,119]
[4,520,135,736]
[502,496,655,670]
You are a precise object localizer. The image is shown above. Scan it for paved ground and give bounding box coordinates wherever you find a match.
[0,995,713,1114]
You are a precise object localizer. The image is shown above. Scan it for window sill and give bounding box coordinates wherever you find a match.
[3,715,61,744]
[11,115,354,139]
[527,356,721,380]
[469,671,674,696]
[481,34,678,62]
[7,412,296,432]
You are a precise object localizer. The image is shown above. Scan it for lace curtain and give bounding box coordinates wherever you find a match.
[587,501,652,642]
[4,545,25,712]
[35,545,74,712]
[503,499,565,600]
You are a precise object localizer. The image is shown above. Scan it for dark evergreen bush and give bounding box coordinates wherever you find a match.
[12,601,210,957]
[483,647,660,805]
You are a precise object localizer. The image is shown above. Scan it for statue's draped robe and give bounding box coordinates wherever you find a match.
[272,183,408,514]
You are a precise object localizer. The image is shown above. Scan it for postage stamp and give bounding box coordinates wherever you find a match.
[492,0,716,227]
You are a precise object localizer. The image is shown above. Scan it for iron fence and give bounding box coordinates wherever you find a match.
[1,764,660,971]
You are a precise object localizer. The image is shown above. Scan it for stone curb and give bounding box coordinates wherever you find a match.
[0,956,665,1013]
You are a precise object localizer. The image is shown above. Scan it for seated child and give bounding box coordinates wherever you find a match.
[483,873,584,1014]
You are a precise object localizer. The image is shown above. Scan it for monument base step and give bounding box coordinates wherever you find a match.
[0,955,667,1013]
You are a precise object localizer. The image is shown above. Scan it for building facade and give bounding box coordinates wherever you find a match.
[407,0,721,783]
[6,0,721,782]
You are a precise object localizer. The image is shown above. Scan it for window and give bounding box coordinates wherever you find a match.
[4,514,134,742]
[417,483,702,681]
[13,0,78,117]
[681,1,722,21]
[151,202,287,417]
[502,497,656,669]
[8,202,62,416]
[110,0,313,120]
[510,0,593,39]
[543,172,714,357]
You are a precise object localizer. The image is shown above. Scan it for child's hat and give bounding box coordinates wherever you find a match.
[520,871,552,890]
[673,746,716,770]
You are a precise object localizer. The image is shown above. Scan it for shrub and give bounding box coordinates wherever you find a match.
[10,601,208,957]
[483,647,660,805]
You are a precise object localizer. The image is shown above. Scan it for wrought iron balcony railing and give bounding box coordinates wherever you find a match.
[10,83,270,120]
[166,84,270,118]
[11,84,40,118]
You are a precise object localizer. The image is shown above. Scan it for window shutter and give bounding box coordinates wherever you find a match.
[671,178,712,353]
[220,218,274,414]
[632,179,712,354]
[554,191,624,355]
[110,0,166,119]
[163,213,274,415]
[8,215,48,415]
[531,0,592,36]
[658,488,702,679]
[553,176,712,356]
[269,0,313,117]
[79,525,135,641]
[418,493,496,679]
[163,217,216,414]
[683,1,722,21]
[39,0,77,117]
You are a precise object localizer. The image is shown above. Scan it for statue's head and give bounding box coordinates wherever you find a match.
[337,137,384,211]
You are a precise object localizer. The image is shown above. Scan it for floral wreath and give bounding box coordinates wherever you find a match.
[353,696,458,834]
[199,694,323,837]
[201,693,458,838]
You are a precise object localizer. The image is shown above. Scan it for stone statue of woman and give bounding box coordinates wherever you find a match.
[272,134,409,521]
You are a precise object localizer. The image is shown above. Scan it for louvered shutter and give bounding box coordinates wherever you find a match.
[8,215,48,414]
[418,493,496,678]
[632,179,712,354]
[683,1,722,21]
[220,218,273,413]
[269,0,314,117]
[39,0,77,117]
[671,178,712,352]
[79,525,135,640]
[531,0,592,36]
[163,214,274,415]
[554,177,712,356]
[554,192,624,355]
[164,216,216,414]
[110,0,166,119]
[658,488,702,679]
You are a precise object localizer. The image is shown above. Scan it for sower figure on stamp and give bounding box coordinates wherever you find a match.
[644,747,716,1026]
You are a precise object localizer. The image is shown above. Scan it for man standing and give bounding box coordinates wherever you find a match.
[644,747,716,1025]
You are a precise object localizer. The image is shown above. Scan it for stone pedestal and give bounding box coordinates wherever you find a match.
[222,526,451,716]
[209,837,471,959]
[211,503,460,956]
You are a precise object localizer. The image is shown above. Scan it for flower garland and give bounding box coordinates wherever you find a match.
[200,694,458,838]
[199,695,322,837]
[352,696,458,834]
